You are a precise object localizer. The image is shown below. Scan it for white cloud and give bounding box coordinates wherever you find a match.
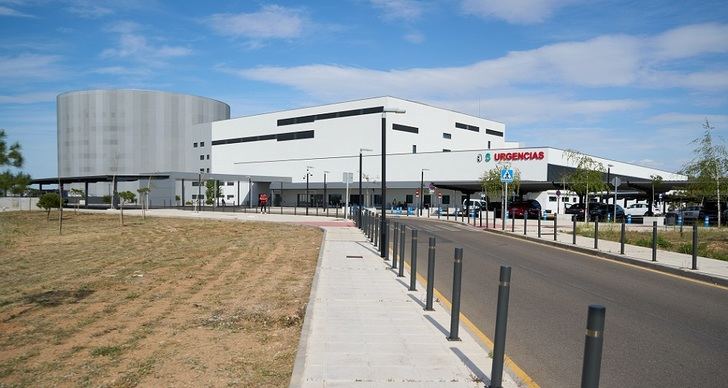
[403,31,425,44]
[650,23,728,61]
[0,54,63,81]
[461,0,575,24]
[0,5,34,17]
[101,23,192,66]
[370,0,424,21]
[93,66,151,76]
[226,23,728,100]
[643,113,728,128]
[67,0,113,18]
[205,5,308,40]
[0,91,57,104]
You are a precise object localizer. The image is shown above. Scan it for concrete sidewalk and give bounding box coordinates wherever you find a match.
[291,226,520,387]
[399,214,728,286]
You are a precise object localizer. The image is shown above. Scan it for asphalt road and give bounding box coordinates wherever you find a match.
[390,217,728,387]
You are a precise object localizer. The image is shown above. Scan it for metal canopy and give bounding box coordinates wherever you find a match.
[431,180,690,196]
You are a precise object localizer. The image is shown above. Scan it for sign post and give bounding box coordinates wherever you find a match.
[500,168,514,230]
[343,172,353,219]
[556,189,561,215]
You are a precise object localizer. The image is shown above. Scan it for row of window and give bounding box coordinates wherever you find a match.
[278,106,384,126]
[193,141,205,148]
[455,122,480,132]
[212,130,314,146]
[548,196,578,202]
[199,154,209,160]
[393,123,419,134]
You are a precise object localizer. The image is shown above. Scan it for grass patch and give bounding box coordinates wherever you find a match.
[0,211,322,386]
[574,224,728,261]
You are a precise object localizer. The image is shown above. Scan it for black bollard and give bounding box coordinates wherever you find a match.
[374,214,379,247]
[425,237,436,311]
[573,215,577,245]
[447,248,463,341]
[480,208,483,227]
[554,215,558,241]
[692,224,698,270]
[581,305,606,388]
[383,220,390,261]
[652,221,658,262]
[485,208,489,229]
[489,266,512,388]
[523,212,527,235]
[398,225,406,277]
[511,215,515,232]
[620,218,626,255]
[392,223,399,269]
[409,229,418,291]
[594,219,599,249]
[538,215,542,238]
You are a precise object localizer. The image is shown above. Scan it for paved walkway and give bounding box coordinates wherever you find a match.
[290,226,519,387]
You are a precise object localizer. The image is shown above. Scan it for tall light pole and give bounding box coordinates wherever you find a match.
[419,168,430,216]
[379,108,406,258]
[606,164,613,205]
[324,170,330,212]
[359,148,372,226]
[305,166,314,215]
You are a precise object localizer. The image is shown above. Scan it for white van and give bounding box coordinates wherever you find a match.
[462,199,486,212]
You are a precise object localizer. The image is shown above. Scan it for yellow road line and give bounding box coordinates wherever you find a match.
[396,255,540,388]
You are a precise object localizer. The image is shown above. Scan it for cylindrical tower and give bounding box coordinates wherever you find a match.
[57,89,230,177]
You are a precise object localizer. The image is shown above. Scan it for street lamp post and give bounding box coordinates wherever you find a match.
[324,170,330,212]
[379,108,406,258]
[419,168,430,216]
[305,166,314,215]
[606,164,613,205]
[359,148,372,226]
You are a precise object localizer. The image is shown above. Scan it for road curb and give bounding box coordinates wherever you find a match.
[481,226,728,288]
[288,228,328,388]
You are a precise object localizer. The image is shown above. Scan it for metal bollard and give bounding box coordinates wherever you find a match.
[554,215,558,241]
[692,224,698,270]
[374,214,379,247]
[425,237,436,311]
[511,215,515,232]
[398,225,406,277]
[581,305,606,388]
[409,229,418,291]
[447,248,463,341]
[392,223,399,269]
[480,209,483,227]
[573,215,577,245]
[620,218,625,255]
[652,221,657,262]
[538,216,542,238]
[485,208,489,229]
[594,219,599,249]
[523,212,527,235]
[490,266,512,388]
[493,210,496,228]
[370,212,375,242]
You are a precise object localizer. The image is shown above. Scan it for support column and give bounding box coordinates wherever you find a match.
[84,182,89,208]
[237,181,240,206]
[181,179,185,207]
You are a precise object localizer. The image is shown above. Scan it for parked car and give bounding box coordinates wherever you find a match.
[565,202,592,221]
[625,203,661,217]
[701,201,728,222]
[588,203,625,221]
[507,200,542,219]
[461,199,486,214]
[678,205,702,221]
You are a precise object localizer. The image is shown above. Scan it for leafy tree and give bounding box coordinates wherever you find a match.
[564,149,607,215]
[681,119,728,227]
[205,180,221,205]
[118,191,136,226]
[70,188,84,214]
[137,187,150,220]
[36,192,60,220]
[0,130,30,197]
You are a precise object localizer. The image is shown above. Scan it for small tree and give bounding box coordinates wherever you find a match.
[118,191,136,226]
[681,119,728,227]
[480,165,521,216]
[564,150,607,216]
[36,192,60,220]
[70,188,84,214]
[205,180,221,205]
[137,187,150,220]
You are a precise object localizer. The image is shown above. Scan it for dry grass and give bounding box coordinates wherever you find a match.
[0,212,322,387]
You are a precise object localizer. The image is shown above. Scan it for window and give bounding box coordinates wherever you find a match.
[455,122,479,132]
[199,168,204,172]
[192,194,204,199]
[206,154,210,160]
[226,195,234,199]
[443,149,451,152]
[278,106,384,126]
[406,194,414,204]
[193,142,198,148]
[442,195,450,205]
[412,145,417,154]
[392,123,419,133]
[206,168,209,173]
[443,133,451,139]
[199,155,204,160]
[549,196,557,202]
[486,129,503,137]
[200,141,205,147]
[213,130,314,145]
[563,197,570,202]
[488,141,491,149]
[226,182,234,186]
[192,181,200,186]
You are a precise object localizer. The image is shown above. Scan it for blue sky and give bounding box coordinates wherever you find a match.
[1,0,727,179]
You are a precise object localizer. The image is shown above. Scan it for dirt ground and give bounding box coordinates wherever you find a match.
[0,212,322,387]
